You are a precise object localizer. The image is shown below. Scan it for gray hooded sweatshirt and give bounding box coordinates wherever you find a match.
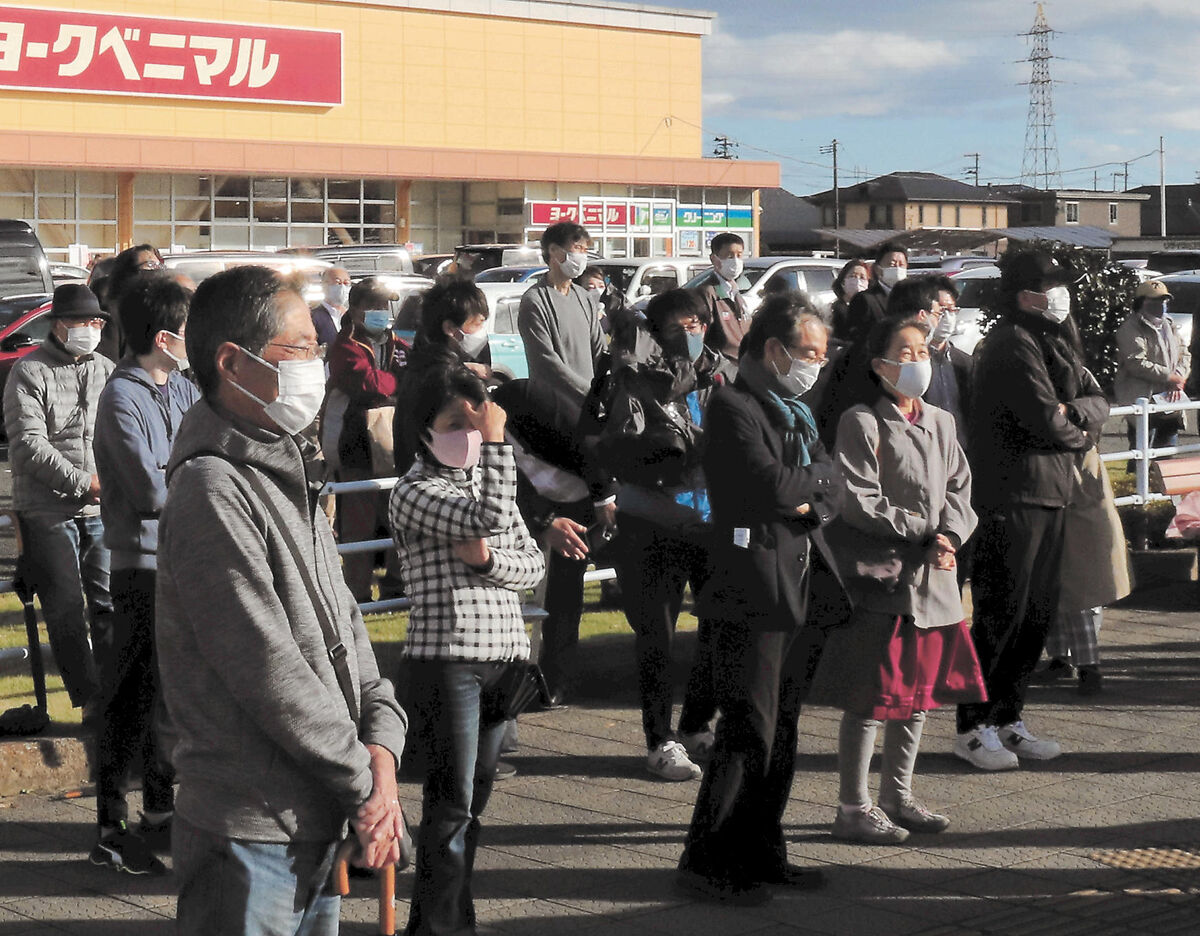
[157,398,406,844]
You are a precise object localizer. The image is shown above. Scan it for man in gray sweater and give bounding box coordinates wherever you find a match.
[157,266,406,935]
[4,283,114,714]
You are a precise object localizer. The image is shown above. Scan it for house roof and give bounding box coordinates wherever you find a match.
[990,226,1115,248]
[809,171,1017,206]
[758,187,823,250]
[809,225,1116,254]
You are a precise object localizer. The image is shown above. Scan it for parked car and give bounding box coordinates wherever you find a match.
[473,265,548,284]
[909,255,998,277]
[0,220,54,322]
[947,265,1000,354]
[454,244,540,275]
[1150,273,1198,351]
[48,262,90,286]
[413,254,455,277]
[161,251,332,305]
[682,256,844,317]
[1146,251,1200,276]
[279,244,415,277]
[590,258,712,307]
[0,298,53,436]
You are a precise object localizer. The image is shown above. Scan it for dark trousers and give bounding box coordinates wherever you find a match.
[957,505,1066,733]
[18,513,112,707]
[615,514,716,750]
[337,468,403,604]
[405,660,508,936]
[537,499,591,696]
[96,569,174,829]
[679,621,809,885]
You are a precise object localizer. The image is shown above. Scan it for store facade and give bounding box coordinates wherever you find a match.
[0,0,777,262]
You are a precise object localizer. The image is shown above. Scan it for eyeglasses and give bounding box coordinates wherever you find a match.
[60,317,107,328]
[268,342,325,361]
[137,260,163,271]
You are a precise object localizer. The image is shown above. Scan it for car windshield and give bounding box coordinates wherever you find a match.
[955,276,1000,310]
[474,268,527,283]
[0,252,49,297]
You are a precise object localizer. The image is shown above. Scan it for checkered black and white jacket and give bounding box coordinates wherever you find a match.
[388,442,545,662]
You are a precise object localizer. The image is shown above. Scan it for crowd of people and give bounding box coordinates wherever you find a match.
[4,226,1171,930]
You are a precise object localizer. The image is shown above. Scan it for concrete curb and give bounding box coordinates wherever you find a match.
[0,733,90,796]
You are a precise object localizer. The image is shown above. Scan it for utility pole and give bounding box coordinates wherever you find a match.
[820,139,841,258]
[1112,171,1123,191]
[1123,161,1130,191]
[712,135,737,160]
[964,153,981,185]
[1160,136,1167,237]
[1093,170,1099,191]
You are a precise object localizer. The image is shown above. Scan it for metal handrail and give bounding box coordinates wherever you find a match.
[1101,397,1200,507]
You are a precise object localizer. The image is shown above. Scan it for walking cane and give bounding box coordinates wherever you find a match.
[333,839,396,935]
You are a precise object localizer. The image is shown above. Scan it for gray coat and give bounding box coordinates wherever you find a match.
[1113,311,1190,405]
[833,398,977,628]
[3,338,114,518]
[157,399,406,844]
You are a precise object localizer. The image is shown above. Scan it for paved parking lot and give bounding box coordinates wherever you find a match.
[3,578,1200,935]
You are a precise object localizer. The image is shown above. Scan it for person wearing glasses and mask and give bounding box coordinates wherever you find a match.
[313,267,352,349]
[158,266,406,936]
[325,278,405,604]
[5,284,116,721]
[922,276,974,456]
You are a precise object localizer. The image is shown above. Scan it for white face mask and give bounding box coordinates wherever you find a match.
[161,330,189,371]
[456,326,489,359]
[880,358,933,400]
[229,347,327,436]
[773,347,822,397]
[556,248,588,279]
[930,311,957,345]
[879,266,908,288]
[843,275,869,298]
[62,324,103,357]
[325,283,350,308]
[716,256,744,282]
[1042,285,1071,324]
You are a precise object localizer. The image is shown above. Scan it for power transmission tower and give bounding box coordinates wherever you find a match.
[712,135,737,160]
[1019,3,1062,190]
[820,140,841,258]
[964,153,981,185]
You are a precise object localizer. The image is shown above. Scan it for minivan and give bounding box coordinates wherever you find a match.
[0,220,54,320]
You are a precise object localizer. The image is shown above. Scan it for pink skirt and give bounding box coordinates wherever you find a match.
[808,612,988,720]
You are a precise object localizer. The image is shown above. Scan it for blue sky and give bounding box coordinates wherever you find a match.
[661,0,1198,196]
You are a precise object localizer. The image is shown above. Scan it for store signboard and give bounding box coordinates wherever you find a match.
[580,201,628,227]
[652,205,673,228]
[678,206,754,229]
[0,5,342,105]
[528,202,580,225]
[679,231,702,255]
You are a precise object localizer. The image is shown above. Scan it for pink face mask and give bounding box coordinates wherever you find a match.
[426,428,482,470]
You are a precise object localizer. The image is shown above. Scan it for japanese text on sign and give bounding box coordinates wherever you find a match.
[0,6,341,106]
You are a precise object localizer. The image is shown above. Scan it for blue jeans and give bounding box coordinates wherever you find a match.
[18,513,112,707]
[173,816,340,936]
[405,660,509,936]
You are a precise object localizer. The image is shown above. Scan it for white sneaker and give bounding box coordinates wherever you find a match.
[647,740,702,781]
[679,730,715,764]
[998,720,1062,760]
[954,725,1019,771]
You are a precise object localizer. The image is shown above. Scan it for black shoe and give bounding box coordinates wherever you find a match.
[1031,657,1075,683]
[1077,665,1104,696]
[538,688,569,711]
[493,760,517,781]
[674,869,771,906]
[756,863,827,890]
[90,822,167,876]
[135,812,172,853]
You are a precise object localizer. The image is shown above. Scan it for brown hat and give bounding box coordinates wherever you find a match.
[1001,250,1073,294]
[49,283,109,320]
[1134,280,1172,301]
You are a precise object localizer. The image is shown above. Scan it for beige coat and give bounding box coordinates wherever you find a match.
[1113,311,1190,405]
[832,398,977,628]
[1060,447,1132,612]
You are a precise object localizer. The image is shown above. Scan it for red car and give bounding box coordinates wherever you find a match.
[0,298,52,437]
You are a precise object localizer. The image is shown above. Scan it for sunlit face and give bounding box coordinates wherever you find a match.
[764,320,828,377]
[429,396,475,435]
[872,325,929,391]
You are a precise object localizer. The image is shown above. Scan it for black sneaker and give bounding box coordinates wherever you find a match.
[90,822,167,876]
[136,812,173,853]
[1077,665,1104,696]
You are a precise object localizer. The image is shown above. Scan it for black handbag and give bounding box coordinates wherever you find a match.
[482,661,552,726]
[820,517,922,595]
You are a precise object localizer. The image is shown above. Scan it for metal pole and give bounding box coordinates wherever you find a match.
[1160,136,1167,237]
[1136,396,1151,550]
[832,140,840,259]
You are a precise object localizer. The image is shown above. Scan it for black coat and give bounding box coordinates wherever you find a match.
[696,379,848,630]
[969,312,1109,510]
[842,284,889,347]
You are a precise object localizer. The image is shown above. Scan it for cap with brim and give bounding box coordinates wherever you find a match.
[1001,251,1073,294]
[48,283,109,320]
[1134,280,1172,301]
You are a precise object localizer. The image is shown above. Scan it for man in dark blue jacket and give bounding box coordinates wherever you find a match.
[91,273,200,875]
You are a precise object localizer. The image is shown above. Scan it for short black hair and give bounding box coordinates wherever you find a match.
[540,222,590,263]
[885,277,940,319]
[929,274,959,301]
[709,233,744,256]
[417,276,489,351]
[119,272,192,356]
[187,266,292,398]
[741,293,824,359]
[644,288,710,335]
[874,241,908,264]
[404,364,489,460]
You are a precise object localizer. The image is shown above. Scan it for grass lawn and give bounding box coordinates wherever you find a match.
[0,581,686,727]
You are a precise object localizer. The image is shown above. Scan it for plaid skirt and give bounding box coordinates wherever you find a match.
[807,609,987,720]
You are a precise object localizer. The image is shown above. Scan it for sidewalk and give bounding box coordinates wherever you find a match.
[3,581,1200,935]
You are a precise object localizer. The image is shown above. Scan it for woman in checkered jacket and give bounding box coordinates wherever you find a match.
[388,365,545,936]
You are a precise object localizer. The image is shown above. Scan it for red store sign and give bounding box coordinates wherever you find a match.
[530,201,633,228]
[0,5,342,106]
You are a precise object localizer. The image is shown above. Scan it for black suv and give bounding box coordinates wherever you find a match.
[0,220,54,321]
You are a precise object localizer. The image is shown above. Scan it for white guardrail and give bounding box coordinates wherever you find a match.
[1103,397,1200,508]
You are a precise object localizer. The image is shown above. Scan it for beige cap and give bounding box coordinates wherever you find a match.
[1134,280,1172,301]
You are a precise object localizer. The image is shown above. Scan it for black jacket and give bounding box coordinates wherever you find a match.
[969,312,1108,510]
[925,342,974,453]
[696,379,847,630]
[841,284,889,347]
